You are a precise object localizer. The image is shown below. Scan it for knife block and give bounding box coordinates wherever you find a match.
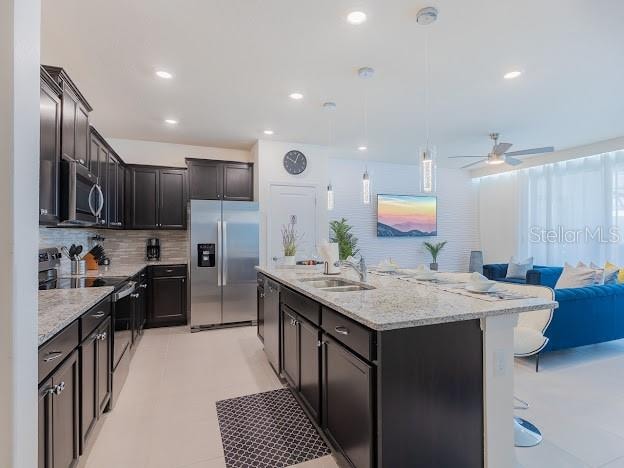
[84,252,99,270]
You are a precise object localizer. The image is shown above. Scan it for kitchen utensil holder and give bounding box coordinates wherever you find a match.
[71,260,86,275]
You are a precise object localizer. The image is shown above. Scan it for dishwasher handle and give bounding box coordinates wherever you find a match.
[112,281,137,302]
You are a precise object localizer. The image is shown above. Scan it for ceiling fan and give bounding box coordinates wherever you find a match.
[449,133,554,169]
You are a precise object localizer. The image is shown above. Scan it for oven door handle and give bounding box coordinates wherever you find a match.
[88,184,97,216]
[112,281,137,302]
[94,184,104,217]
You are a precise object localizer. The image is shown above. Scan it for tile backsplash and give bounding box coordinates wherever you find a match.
[39,227,189,266]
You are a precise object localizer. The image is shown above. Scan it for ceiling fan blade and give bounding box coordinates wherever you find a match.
[461,159,486,169]
[447,156,485,158]
[493,142,513,155]
[505,146,554,157]
[505,156,523,166]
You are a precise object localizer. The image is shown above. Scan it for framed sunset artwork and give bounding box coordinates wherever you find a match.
[377,194,437,237]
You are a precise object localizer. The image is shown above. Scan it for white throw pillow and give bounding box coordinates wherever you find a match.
[589,262,606,285]
[506,256,534,279]
[555,263,596,289]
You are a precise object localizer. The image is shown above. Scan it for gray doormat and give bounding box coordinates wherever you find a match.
[216,388,331,468]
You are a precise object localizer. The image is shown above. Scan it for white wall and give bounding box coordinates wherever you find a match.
[256,140,330,266]
[329,159,481,271]
[0,0,39,466]
[107,138,252,168]
[476,173,521,264]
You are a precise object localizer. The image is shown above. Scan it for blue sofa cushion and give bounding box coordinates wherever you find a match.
[526,267,564,288]
[544,284,624,352]
[497,277,527,285]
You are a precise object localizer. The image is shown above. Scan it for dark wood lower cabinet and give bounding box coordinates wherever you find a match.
[147,268,187,327]
[280,306,322,423]
[38,350,80,468]
[322,336,374,468]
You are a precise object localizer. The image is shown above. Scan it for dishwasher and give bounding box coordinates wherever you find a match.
[110,279,137,408]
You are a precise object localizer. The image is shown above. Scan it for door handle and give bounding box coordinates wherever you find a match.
[88,184,97,216]
[91,311,105,318]
[222,221,228,286]
[334,326,350,335]
[95,184,104,217]
[217,220,222,287]
[43,351,64,362]
[54,381,65,395]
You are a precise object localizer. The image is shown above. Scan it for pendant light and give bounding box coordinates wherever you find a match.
[358,67,374,204]
[362,168,370,205]
[418,7,438,194]
[323,101,337,210]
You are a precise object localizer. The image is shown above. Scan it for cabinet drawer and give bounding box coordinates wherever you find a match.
[281,287,321,326]
[322,307,374,361]
[80,296,111,341]
[38,321,79,384]
[149,264,187,278]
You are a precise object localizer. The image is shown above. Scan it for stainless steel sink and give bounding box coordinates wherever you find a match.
[298,277,375,292]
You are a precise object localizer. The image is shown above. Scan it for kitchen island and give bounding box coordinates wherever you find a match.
[256,266,557,468]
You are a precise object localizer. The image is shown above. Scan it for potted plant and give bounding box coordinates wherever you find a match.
[423,241,447,271]
[329,218,360,260]
[281,221,298,265]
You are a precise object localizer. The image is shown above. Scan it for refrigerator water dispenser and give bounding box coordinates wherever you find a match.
[197,243,215,267]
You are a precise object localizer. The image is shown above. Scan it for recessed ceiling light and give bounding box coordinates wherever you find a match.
[155,70,173,79]
[347,11,367,25]
[504,70,522,80]
[289,92,304,100]
[164,119,178,125]
[263,129,274,135]
[358,146,368,151]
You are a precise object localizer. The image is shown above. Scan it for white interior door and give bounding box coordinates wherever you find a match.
[269,184,317,265]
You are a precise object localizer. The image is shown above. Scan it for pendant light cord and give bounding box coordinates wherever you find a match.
[424,29,430,150]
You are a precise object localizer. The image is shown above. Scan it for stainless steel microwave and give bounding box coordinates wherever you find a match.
[59,157,103,225]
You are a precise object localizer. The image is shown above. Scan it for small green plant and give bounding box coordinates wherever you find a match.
[423,241,447,263]
[281,222,298,257]
[329,218,360,260]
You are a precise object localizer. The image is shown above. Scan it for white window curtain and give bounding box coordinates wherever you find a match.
[516,151,624,266]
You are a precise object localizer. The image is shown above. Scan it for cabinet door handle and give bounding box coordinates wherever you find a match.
[54,381,65,395]
[259,293,265,298]
[130,293,140,299]
[40,208,48,215]
[335,326,350,335]
[91,311,105,318]
[43,351,64,362]
[97,332,107,341]
[140,284,147,289]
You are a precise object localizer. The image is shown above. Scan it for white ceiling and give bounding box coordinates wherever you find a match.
[41,0,624,166]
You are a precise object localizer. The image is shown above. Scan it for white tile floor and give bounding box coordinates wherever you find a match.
[515,340,624,468]
[83,325,624,468]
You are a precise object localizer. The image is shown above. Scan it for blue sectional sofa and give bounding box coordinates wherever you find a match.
[483,264,624,352]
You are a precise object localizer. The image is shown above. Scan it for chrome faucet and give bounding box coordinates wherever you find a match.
[335,257,368,283]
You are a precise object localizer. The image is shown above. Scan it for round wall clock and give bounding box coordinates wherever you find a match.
[283,150,307,175]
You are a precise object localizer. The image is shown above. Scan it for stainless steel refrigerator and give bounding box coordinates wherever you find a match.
[190,199,259,331]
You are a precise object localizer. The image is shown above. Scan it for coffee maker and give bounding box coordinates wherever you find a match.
[146,238,160,261]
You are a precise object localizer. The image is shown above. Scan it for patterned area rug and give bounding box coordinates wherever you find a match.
[216,388,330,468]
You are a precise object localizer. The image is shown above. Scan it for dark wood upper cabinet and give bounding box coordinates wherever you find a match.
[43,66,92,168]
[127,166,186,230]
[159,169,187,229]
[223,163,253,200]
[186,159,253,201]
[187,159,221,200]
[107,152,124,228]
[39,67,62,225]
[129,166,159,229]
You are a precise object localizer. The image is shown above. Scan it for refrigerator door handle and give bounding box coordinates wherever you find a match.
[222,221,228,286]
[217,220,222,286]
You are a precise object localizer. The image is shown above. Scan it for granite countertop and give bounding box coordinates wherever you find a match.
[256,267,558,331]
[58,260,188,279]
[39,287,114,346]
[39,260,188,346]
